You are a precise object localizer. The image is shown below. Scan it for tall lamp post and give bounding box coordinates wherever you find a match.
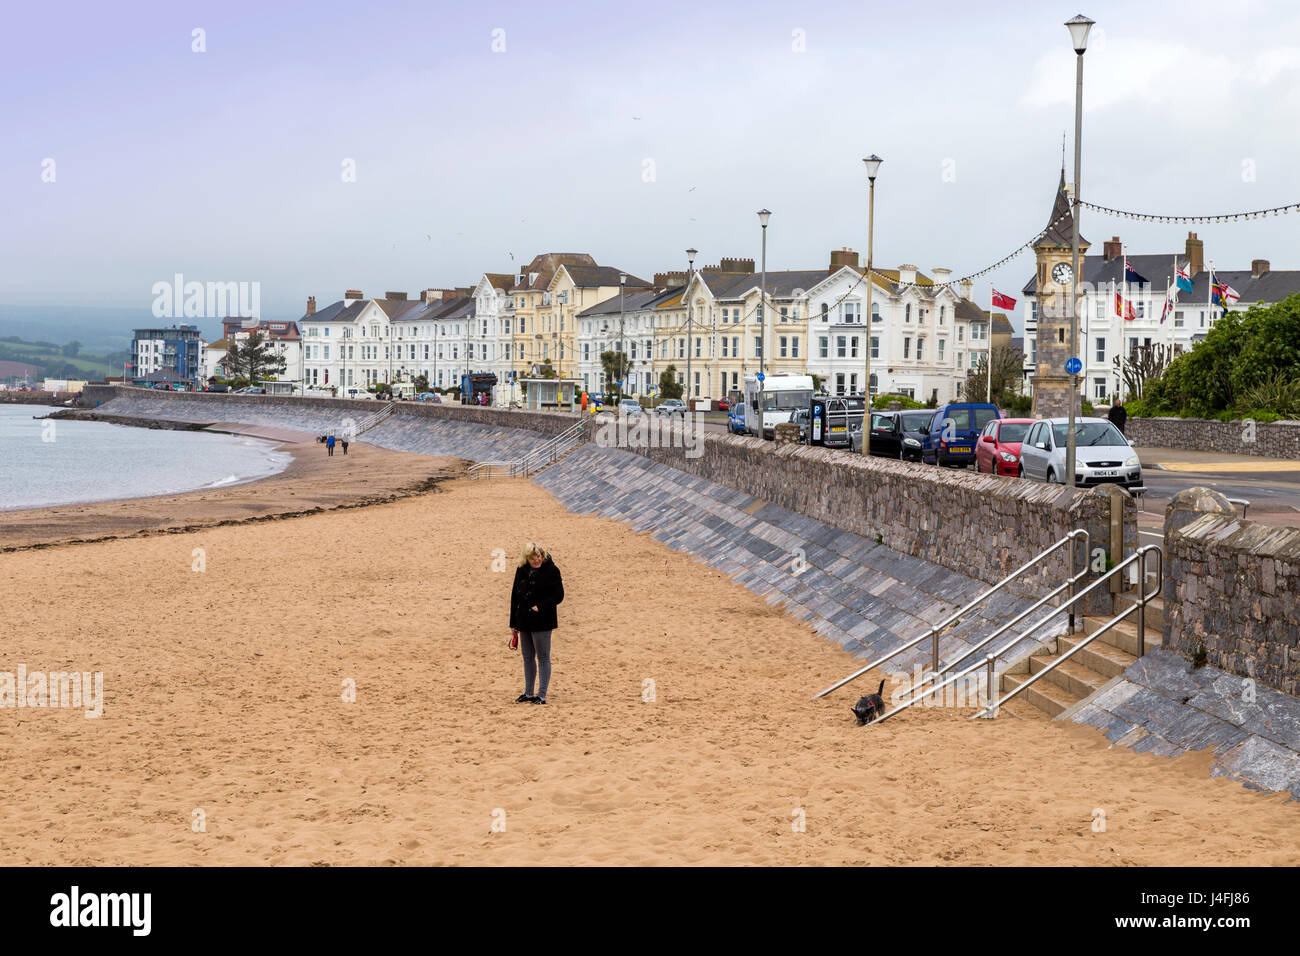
[757,209,771,438]
[618,272,626,403]
[1065,14,1094,490]
[686,247,697,408]
[861,155,881,456]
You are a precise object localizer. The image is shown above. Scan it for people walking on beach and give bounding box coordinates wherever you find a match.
[340,437,349,455]
[326,433,336,456]
[509,542,564,705]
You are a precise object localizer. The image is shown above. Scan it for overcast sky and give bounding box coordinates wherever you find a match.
[5,0,1300,328]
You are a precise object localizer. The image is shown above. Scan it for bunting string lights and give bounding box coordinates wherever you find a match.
[1075,198,1300,225]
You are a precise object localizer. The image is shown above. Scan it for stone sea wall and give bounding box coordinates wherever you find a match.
[1127,416,1300,459]
[1165,512,1300,696]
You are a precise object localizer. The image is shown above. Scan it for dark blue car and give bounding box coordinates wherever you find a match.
[727,401,747,434]
[920,403,1000,467]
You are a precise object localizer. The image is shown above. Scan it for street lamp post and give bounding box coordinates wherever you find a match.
[618,272,626,403]
[1065,14,1094,490]
[685,248,697,409]
[757,209,771,438]
[861,155,881,456]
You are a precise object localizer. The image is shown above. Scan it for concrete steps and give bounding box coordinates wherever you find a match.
[999,594,1163,719]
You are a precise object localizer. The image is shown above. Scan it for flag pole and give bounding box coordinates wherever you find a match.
[987,289,993,405]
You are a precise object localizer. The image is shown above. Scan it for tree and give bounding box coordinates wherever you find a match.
[222,332,287,383]
[1112,342,1180,401]
[600,350,630,401]
[61,340,81,357]
[963,344,1025,405]
[1143,295,1300,417]
[414,373,429,393]
[658,365,684,400]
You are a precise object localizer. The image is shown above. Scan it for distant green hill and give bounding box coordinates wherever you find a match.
[0,337,130,381]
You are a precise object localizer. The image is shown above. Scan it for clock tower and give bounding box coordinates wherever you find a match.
[1031,169,1089,417]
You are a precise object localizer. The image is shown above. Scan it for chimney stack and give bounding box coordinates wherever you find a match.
[1185,233,1204,276]
[1103,236,1122,261]
[718,257,755,274]
[306,296,316,316]
[384,291,407,301]
[930,267,952,288]
[654,271,688,288]
[898,264,918,285]
[829,247,860,272]
[958,279,973,300]
[1252,259,1271,278]
[345,289,363,300]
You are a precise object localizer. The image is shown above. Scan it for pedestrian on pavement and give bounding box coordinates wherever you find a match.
[508,542,564,705]
[1108,399,1128,436]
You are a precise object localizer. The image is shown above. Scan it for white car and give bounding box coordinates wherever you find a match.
[654,398,687,417]
[618,398,643,417]
[1018,417,1142,488]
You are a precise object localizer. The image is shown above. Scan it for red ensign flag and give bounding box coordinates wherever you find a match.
[991,289,1017,310]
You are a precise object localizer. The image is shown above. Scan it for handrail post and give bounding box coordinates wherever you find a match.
[1068,534,1076,634]
[984,655,996,718]
[932,630,939,674]
[1137,549,1146,657]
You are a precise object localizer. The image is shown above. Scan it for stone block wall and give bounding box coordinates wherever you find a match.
[1165,513,1300,696]
[1127,416,1300,459]
[608,426,1129,605]
[81,385,582,438]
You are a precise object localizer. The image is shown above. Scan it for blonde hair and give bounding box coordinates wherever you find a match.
[518,541,549,568]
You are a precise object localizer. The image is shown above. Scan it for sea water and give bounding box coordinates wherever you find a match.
[0,406,292,511]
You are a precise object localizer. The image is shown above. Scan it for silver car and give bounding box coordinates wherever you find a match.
[1017,417,1142,488]
[618,398,643,417]
[654,398,687,417]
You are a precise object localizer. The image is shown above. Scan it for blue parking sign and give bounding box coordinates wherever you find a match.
[1065,357,1082,375]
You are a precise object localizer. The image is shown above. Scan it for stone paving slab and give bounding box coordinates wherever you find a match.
[1069,648,1300,799]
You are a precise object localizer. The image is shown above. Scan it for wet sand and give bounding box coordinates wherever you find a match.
[0,439,458,551]
[0,474,1295,865]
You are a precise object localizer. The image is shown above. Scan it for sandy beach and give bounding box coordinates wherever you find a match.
[0,473,1296,866]
[0,437,458,552]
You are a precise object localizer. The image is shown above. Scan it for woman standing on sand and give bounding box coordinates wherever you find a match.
[509,542,564,705]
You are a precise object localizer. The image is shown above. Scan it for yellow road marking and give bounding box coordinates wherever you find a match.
[1154,460,1299,473]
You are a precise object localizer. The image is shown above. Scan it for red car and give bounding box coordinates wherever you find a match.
[975,417,1035,476]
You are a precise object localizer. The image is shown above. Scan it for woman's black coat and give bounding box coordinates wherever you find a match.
[510,557,564,632]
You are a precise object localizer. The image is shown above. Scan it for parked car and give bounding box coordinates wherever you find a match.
[975,417,1035,476]
[717,399,730,411]
[863,409,932,460]
[417,392,440,403]
[919,403,1000,467]
[727,401,747,434]
[655,398,688,417]
[789,407,811,443]
[618,398,643,417]
[1017,417,1143,487]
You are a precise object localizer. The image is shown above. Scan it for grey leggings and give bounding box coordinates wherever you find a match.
[520,630,553,700]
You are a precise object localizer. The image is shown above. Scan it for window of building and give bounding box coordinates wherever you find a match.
[792,336,800,358]
[819,336,829,359]
[917,338,925,361]
[937,339,945,361]
[821,303,829,321]
[754,336,763,358]
[903,337,911,359]
[779,336,788,358]
[836,335,847,358]
[1095,336,1106,363]
[870,336,879,360]
[905,304,911,323]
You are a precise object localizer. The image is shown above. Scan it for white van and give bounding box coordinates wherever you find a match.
[743,373,814,439]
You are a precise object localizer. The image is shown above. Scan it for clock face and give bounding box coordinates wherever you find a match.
[1051,263,1074,286]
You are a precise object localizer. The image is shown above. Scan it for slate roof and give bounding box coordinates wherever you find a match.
[1036,168,1088,249]
[1021,255,1300,303]
[511,253,598,292]
[576,288,679,318]
[702,269,834,300]
[561,264,652,289]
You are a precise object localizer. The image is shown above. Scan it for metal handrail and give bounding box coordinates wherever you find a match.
[971,546,1162,719]
[812,529,1089,699]
[353,401,395,436]
[469,419,586,480]
[1227,497,1250,519]
[864,544,1160,726]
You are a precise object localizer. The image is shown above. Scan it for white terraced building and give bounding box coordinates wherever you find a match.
[298,290,458,395]
[1020,230,1300,403]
